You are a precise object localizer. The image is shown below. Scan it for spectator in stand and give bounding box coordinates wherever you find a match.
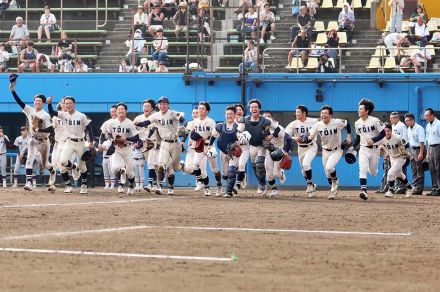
[384,32,412,58]
[0,0,9,18]
[125,29,147,66]
[306,0,319,17]
[198,0,209,10]
[316,52,334,73]
[338,2,355,43]
[291,6,312,43]
[156,60,169,72]
[188,0,198,18]
[37,6,57,42]
[409,5,428,35]
[241,6,258,39]
[148,4,165,37]
[133,6,148,37]
[151,28,168,63]
[388,0,404,33]
[162,0,177,20]
[239,40,258,73]
[144,0,161,10]
[197,8,211,42]
[138,58,150,72]
[57,31,73,60]
[235,0,253,15]
[18,41,38,73]
[0,43,10,72]
[400,47,431,73]
[73,58,88,72]
[173,1,189,40]
[414,16,430,45]
[288,29,311,66]
[260,3,276,43]
[36,53,55,72]
[119,57,132,72]
[8,17,30,52]
[326,29,339,62]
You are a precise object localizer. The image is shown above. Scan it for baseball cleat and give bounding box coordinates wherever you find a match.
[203,188,211,197]
[215,186,224,197]
[404,188,413,198]
[359,189,368,200]
[223,192,233,198]
[24,181,33,191]
[279,170,286,184]
[12,184,17,188]
[48,185,56,192]
[79,184,88,194]
[257,185,267,196]
[269,189,279,197]
[155,187,163,195]
[306,183,317,198]
[104,185,109,190]
[71,164,81,181]
[194,181,204,191]
[144,184,152,193]
[232,186,239,195]
[117,186,125,194]
[127,187,134,195]
[64,186,73,193]
[167,188,174,195]
[384,190,393,198]
[48,171,57,186]
[331,178,339,194]
[327,191,335,200]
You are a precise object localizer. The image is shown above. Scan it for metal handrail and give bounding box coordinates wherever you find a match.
[262,45,432,73]
[97,0,109,29]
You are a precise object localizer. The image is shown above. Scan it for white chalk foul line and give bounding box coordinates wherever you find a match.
[0,247,233,262]
[0,225,412,241]
[0,197,172,209]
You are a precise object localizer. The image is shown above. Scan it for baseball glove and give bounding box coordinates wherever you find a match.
[299,132,310,144]
[194,138,205,153]
[32,116,43,131]
[279,155,292,170]
[227,142,242,158]
[143,139,155,151]
[114,135,126,147]
[81,147,97,161]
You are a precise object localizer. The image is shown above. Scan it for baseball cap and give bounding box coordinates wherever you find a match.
[158,61,165,65]
[158,96,169,104]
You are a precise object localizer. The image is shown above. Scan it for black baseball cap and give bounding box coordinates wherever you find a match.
[158,96,169,104]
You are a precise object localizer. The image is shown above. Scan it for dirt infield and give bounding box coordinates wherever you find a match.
[1,187,440,292]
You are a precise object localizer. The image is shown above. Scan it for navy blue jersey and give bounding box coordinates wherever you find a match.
[216,122,238,154]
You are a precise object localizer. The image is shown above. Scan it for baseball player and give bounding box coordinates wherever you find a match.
[351,98,386,200]
[132,144,145,191]
[379,123,414,198]
[190,101,217,197]
[132,99,157,192]
[12,126,30,187]
[47,96,94,194]
[285,105,319,197]
[181,108,200,187]
[135,97,185,195]
[237,99,281,195]
[209,105,240,198]
[0,127,10,188]
[51,98,67,174]
[102,102,140,195]
[9,76,57,191]
[98,105,118,188]
[308,105,352,199]
[390,111,409,193]
[262,111,292,197]
[98,139,115,189]
[234,104,250,190]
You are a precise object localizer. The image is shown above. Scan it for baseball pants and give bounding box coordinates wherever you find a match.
[298,144,318,175]
[207,155,219,173]
[387,157,406,182]
[249,145,266,163]
[158,141,182,174]
[193,149,208,178]
[238,145,250,172]
[111,148,135,179]
[26,138,51,170]
[410,147,424,192]
[264,150,282,181]
[183,148,195,173]
[428,144,440,191]
[13,154,23,175]
[102,156,115,182]
[133,158,145,185]
[0,153,6,179]
[60,139,87,173]
[220,152,238,176]
[358,146,380,179]
[322,149,343,178]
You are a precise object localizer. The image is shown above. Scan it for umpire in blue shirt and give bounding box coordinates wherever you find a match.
[424,108,440,196]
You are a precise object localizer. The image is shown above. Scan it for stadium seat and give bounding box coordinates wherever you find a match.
[384,57,397,70]
[427,21,438,32]
[425,45,436,56]
[406,45,420,56]
[337,32,347,45]
[352,0,363,9]
[372,46,387,57]
[305,57,318,71]
[366,57,381,70]
[401,21,410,32]
[327,21,339,31]
[314,21,325,32]
[315,33,328,45]
[335,0,344,9]
[320,0,333,9]
[286,57,304,70]
[364,0,372,8]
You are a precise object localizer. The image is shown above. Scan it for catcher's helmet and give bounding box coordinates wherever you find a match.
[344,148,357,164]
[270,149,284,162]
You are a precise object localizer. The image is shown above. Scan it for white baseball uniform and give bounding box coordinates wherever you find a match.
[101,139,115,187]
[132,146,145,187]
[0,135,9,185]
[52,115,68,172]
[13,135,30,176]
[285,117,319,176]
[192,116,216,179]
[379,133,408,182]
[355,116,385,183]
[310,118,348,178]
[264,126,285,182]
[183,120,196,174]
